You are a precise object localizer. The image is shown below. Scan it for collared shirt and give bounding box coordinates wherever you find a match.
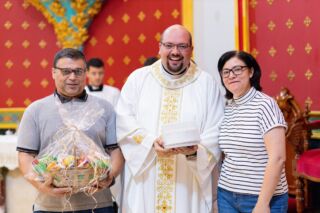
[54,90,88,103]
[85,85,120,107]
[87,84,104,92]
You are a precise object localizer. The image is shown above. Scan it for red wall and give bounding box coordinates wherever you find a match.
[0,0,182,107]
[248,0,320,110]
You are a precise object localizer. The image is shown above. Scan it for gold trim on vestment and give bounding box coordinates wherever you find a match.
[151,60,200,89]
[155,88,182,213]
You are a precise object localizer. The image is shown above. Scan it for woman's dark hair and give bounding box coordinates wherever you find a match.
[217,50,262,99]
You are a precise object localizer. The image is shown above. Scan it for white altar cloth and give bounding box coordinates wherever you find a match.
[0,135,37,213]
[0,135,19,170]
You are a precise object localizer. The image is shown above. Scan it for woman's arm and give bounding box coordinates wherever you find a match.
[253,126,286,213]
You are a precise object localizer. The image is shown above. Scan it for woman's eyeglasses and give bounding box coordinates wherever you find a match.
[221,65,248,78]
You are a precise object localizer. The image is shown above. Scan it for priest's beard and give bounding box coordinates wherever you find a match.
[166,55,186,75]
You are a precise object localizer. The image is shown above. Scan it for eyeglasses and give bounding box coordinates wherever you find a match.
[161,42,191,51]
[54,67,86,76]
[220,65,248,78]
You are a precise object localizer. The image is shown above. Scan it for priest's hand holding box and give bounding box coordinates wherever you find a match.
[161,122,200,149]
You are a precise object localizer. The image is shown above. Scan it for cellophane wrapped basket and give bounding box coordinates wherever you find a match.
[30,98,110,193]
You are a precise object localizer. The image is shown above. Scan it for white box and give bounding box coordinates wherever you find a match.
[161,122,200,149]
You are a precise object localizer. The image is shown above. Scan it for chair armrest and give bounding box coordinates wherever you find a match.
[307,120,320,130]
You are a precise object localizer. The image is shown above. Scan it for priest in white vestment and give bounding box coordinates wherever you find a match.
[116,25,224,213]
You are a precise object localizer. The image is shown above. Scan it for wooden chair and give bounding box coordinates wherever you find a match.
[276,88,307,196]
[295,114,320,213]
[276,88,320,213]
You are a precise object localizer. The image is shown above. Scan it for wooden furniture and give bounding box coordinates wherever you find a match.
[295,117,320,213]
[276,88,307,196]
[276,88,320,213]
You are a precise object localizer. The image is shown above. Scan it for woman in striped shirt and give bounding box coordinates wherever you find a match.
[217,51,288,213]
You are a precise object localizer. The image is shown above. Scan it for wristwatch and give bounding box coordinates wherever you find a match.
[108,176,116,187]
[186,151,197,160]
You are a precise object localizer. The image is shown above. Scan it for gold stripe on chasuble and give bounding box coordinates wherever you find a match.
[155,88,182,213]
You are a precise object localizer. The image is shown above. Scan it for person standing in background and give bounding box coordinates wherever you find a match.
[86,57,122,208]
[86,58,120,107]
[143,56,159,66]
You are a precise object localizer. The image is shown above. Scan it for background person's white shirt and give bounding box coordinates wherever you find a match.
[85,85,120,107]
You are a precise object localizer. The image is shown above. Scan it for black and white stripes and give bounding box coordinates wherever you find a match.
[218,87,288,195]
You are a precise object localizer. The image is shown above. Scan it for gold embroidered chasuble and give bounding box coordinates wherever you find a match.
[151,61,200,212]
[116,59,224,213]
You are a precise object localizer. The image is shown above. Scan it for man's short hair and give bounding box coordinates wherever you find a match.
[87,58,104,69]
[53,48,86,67]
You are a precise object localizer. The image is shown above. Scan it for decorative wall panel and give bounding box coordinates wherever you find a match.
[0,0,182,107]
[247,0,320,110]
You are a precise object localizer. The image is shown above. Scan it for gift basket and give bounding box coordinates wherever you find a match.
[29,98,110,194]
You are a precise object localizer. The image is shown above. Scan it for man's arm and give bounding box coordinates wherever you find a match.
[109,147,124,178]
[17,103,70,197]
[18,152,71,197]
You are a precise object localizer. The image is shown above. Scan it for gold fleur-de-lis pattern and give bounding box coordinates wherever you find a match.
[132,134,144,144]
[1,0,182,107]
[248,0,319,109]
[1,0,61,107]
[156,88,182,213]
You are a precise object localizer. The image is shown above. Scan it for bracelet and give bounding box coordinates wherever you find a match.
[186,151,197,160]
[108,176,116,187]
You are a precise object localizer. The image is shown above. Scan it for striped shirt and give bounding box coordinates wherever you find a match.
[218,87,288,195]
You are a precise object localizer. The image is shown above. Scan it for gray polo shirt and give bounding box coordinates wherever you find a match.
[17,93,117,212]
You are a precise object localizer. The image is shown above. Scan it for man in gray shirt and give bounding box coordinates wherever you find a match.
[17,48,124,213]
